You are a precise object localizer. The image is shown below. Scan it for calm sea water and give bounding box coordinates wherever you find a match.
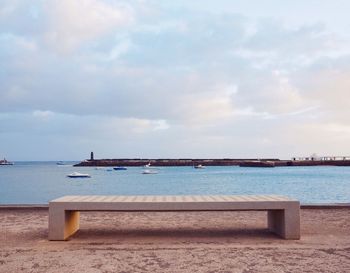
[0,162,349,204]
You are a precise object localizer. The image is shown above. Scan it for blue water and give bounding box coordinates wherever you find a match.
[0,162,349,204]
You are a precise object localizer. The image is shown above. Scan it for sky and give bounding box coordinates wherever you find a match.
[1,0,350,160]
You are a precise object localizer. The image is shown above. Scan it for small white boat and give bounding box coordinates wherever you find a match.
[143,163,158,169]
[194,164,205,169]
[142,170,158,174]
[67,172,91,178]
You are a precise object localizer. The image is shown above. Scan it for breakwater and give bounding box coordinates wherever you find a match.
[74,158,279,167]
[73,158,350,167]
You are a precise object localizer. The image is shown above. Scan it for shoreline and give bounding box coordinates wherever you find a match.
[1,203,350,209]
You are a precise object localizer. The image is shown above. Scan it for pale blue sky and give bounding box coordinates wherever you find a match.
[1,0,350,160]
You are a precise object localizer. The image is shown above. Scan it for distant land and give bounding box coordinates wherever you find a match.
[74,154,350,167]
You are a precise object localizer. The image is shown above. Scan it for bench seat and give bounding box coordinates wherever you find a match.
[48,195,300,240]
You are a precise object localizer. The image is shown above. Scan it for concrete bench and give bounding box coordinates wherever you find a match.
[48,195,300,240]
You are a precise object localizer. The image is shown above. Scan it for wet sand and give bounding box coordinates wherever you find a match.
[1,208,350,273]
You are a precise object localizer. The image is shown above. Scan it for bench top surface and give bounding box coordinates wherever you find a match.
[51,195,296,203]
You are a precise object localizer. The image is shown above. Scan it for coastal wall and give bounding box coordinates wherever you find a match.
[274,160,350,167]
[74,158,280,167]
[74,158,350,167]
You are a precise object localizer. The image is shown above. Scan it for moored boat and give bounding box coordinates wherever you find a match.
[113,167,127,170]
[194,164,205,169]
[143,163,158,169]
[67,172,91,178]
[0,158,14,165]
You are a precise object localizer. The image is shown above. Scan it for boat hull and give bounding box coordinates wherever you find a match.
[67,175,91,178]
[113,167,127,170]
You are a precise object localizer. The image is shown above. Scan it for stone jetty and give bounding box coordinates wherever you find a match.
[74,157,350,167]
[74,158,279,167]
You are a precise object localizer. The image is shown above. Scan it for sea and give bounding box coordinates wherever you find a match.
[0,161,349,204]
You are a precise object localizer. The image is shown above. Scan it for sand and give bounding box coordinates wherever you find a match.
[1,208,350,273]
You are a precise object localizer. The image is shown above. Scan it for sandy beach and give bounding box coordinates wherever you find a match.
[1,207,350,273]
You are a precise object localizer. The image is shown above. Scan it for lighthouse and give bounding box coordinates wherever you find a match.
[90,152,94,161]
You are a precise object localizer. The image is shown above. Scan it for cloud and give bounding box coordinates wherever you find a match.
[43,0,134,53]
[294,59,350,123]
[0,110,172,159]
[0,1,19,17]
[1,1,350,159]
[32,110,54,121]
[2,6,338,121]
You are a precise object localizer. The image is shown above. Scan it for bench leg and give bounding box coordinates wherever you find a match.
[49,207,80,240]
[268,208,300,239]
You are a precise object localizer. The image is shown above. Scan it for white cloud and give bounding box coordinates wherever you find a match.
[295,62,350,122]
[43,0,134,53]
[96,39,133,61]
[0,0,18,17]
[232,107,272,119]
[280,121,350,157]
[138,20,188,34]
[179,91,235,126]
[327,123,350,134]
[4,85,28,101]
[0,33,37,51]
[152,119,170,130]
[32,110,54,120]
[2,1,350,159]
